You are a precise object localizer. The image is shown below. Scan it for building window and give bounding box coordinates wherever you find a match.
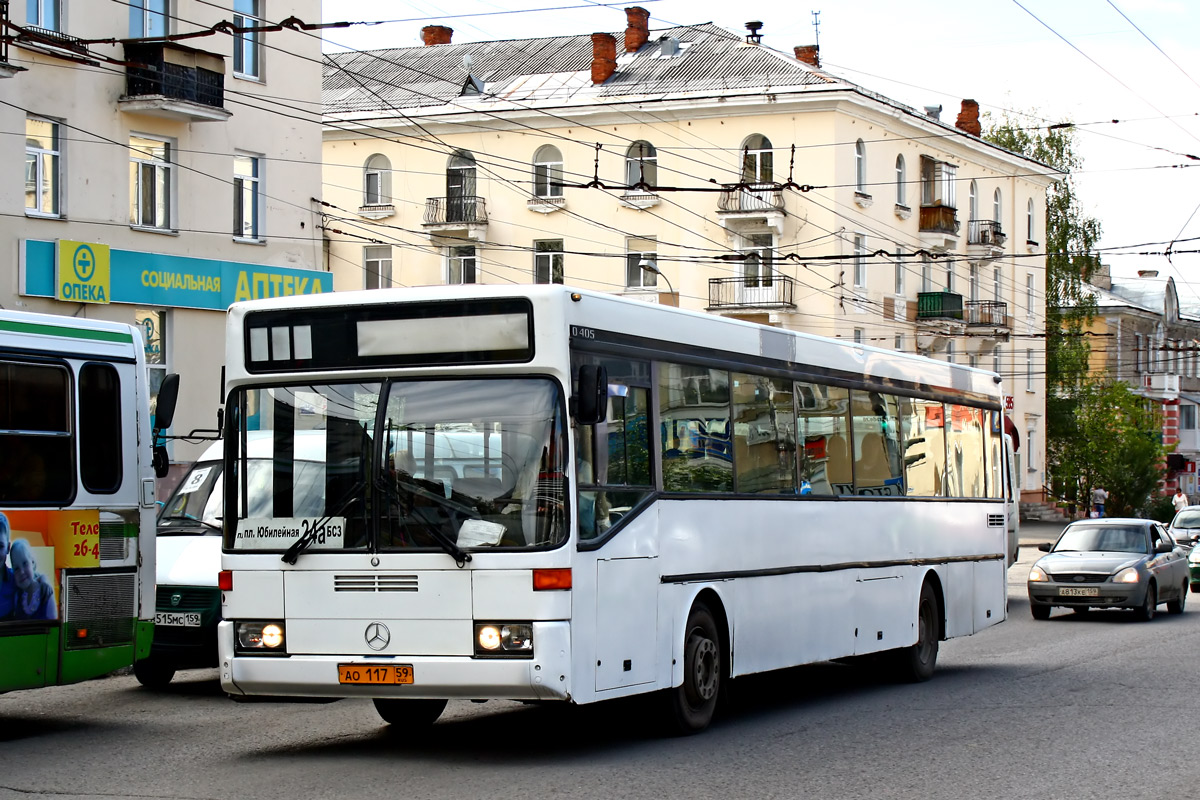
[895,334,904,351]
[894,246,904,295]
[625,140,657,189]
[626,237,658,288]
[741,233,774,288]
[233,0,262,79]
[1027,198,1036,242]
[921,253,931,293]
[233,154,261,240]
[969,265,978,302]
[741,134,773,183]
[533,145,563,199]
[993,267,1001,301]
[993,345,1001,375]
[1026,274,1034,316]
[1026,348,1034,390]
[853,328,864,344]
[129,0,168,37]
[1181,405,1197,430]
[364,245,392,290]
[534,239,564,284]
[946,341,955,364]
[968,180,978,220]
[969,354,978,369]
[944,262,954,293]
[853,234,867,287]
[1134,333,1143,372]
[135,308,169,420]
[364,154,391,205]
[447,245,477,284]
[854,139,867,194]
[129,135,172,230]
[25,117,60,217]
[26,0,60,29]
[921,156,956,208]
[993,188,1002,223]
[895,155,906,206]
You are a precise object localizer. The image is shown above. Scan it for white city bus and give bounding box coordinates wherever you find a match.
[218,286,1011,733]
[0,310,176,694]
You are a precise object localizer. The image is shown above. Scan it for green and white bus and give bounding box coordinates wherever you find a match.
[0,310,177,694]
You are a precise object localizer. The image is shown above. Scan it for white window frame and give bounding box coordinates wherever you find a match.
[969,265,978,302]
[895,334,904,352]
[993,345,1001,375]
[233,0,263,80]
[946,341,955,364]
[968,180,978,221]
[363,154,391,206]
[233,153,263,242]
[129,134,174,231]
[626,237,658,289]
[853,328,864,345]
[1026,348,1035,391]
[993,188,1002,224]
[625,141,657,189]
[921,254,932,293]
[854,139,867,194]
[363,245,392,290]
[894,246,904,295]
[534,239,564,285]
[447,245,477,285]
[130,0,168,37]
[25,116,62,218]
[853,233,867,288]
[135,308,170,421]
[944,262,954,293]
[993,267,1001,301]
[27,0,61,30]
[921,156,956,208]
[1026,198,1036,242]
[895,155,905,206]
[741,134,773,184]
[533,145,564,199]
[1026,274,1034,317]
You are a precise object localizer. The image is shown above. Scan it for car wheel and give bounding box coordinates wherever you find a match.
[1168,580,1188,615]
[1134,582,1157,622]
[664,602,722,735]
[1031,604,1051,621]
[373,698,447,727]
[133,657,176,689]
[891,581,940,681]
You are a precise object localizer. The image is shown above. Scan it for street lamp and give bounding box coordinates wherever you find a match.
[639,258,675,301]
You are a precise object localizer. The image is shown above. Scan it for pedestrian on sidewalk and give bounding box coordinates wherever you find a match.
[1091,486,1108,518]
[1173,488,1190,513]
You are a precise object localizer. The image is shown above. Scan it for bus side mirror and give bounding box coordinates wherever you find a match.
[155,373,180,430]
[575,365,607,426]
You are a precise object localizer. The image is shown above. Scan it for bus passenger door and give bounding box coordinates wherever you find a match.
[595,556,658,691]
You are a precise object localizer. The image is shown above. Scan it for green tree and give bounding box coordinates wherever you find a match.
[983,113,1102,506]
[1058,379,1165,516]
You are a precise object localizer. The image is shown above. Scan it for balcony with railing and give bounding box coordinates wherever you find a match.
[716,183,786,234]
[967,219,1006,259]
[965,300,1009,328]
[917,291,963,320]
[707,275,796,311]
[120,42,230,122]
[0,1,22,77]
[423,196,488,237]
[919,204,960,236]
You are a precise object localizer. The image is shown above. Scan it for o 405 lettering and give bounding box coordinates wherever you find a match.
[571,326,596,339]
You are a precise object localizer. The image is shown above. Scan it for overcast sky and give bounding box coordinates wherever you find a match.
[321,0,1200,301]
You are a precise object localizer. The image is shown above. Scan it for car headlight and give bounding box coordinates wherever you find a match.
[474,623,533,657]
[236,621,287,653]
[1113,567,1140,584]
[1029,565,1049,582]
[1189,549,1200,565]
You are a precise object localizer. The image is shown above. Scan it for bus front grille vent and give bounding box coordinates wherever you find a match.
[99,521,131,560]
[334,574,419,593]
[987,514,1005,527]
[64,571,137,650]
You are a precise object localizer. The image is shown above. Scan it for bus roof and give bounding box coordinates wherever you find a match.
[0,309,143,359]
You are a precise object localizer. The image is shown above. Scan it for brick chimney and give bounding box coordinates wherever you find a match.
[591,32,617,84]
[794,44,819,68]
[421,25,453,46]
[625,6,650,53]
[955,99,981,137]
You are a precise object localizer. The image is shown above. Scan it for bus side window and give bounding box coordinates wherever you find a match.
[851,390,903,497]
[795,381,849,496]
[902,398,946,497]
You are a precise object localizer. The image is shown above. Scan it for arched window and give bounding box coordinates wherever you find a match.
[625,140,657,189]
[741,134,773,183]
[993,188,1002,223]
[533,144,563,198]
[895,154,906,205]
[968,180,978,221]
[364,154,391,206]
[1027,198,1036,242]
[446,150,477,222]
[855,139,866,193]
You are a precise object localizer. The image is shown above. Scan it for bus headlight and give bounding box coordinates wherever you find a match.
[474,623,533,657]
[236,621,287,653]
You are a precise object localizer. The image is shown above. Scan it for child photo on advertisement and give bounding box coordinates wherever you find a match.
[10,537,57,621]
[0,513,14,619]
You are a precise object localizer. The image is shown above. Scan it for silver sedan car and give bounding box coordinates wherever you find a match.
[1028,518,1189,621]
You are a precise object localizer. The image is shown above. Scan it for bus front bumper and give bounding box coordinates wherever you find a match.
[217,620,572,702]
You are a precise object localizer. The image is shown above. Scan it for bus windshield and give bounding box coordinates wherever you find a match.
[228,377,567,552]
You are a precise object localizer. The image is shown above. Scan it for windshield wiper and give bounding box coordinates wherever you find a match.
[375,473,473,567]
[281,484,362,565]
[159,513,222,533]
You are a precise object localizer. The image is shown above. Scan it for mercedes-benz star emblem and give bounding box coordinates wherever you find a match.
[365,622,390,651]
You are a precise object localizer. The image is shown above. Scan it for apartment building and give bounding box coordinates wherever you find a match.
[0,0,327,467]
[321,8,1055,497]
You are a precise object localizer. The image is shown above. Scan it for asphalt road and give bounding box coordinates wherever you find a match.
[2,529,1198,800]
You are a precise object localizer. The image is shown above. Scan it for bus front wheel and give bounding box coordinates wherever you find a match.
[665,603,722,735]
[133,657,176,689]
[373,698,447,727]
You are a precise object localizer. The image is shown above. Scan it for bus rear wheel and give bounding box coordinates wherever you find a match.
[373,698,447,727]
[891,581,939,682]
[133,657,176,689]
[664,603,722,735]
